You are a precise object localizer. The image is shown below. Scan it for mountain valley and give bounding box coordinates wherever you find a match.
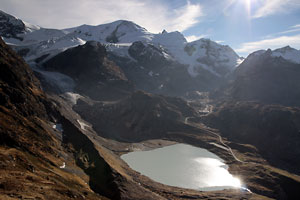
[1,9,300,200]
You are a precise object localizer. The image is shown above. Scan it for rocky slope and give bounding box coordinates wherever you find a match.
[0,37,111,199]
[74,90,198,141]
[0,35,174,200]
[110,41,223,96]
[203,102,300,174]
[206,46,300,177]
[222,47,300,106]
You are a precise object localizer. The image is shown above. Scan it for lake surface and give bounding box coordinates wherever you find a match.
[121,143,241,191]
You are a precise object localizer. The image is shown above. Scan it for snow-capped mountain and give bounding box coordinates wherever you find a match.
[244,46,300,64]
[0,10,241,79]
[181,38,241,77]
[271,46,300,64]
[64,20,153,43]
[236,46,300,76]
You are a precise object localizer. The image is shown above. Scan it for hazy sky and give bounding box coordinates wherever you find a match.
[1,0,300,57]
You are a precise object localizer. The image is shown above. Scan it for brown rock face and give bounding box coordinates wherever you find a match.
[0,37,51,150]
[0,37,47,118]
[0,37,109,200]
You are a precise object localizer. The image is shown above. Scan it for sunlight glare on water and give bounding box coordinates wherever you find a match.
[193,157,241,188]
[121,143,243,191]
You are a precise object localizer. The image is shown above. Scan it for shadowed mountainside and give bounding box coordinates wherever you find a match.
[43,41,134,100]
[222,50,300,106]
[74,90,198,141]
[203,101,300,175]
[0,37,119,200]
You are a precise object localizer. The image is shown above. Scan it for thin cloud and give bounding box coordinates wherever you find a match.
[252,0,300,18]
[0,0,203,33]
[185,34,208,42]
[167,1,203,32]
[236,34,300,54]
[291,24,300,29]
[265,26,300,38]
[278,28,300,35]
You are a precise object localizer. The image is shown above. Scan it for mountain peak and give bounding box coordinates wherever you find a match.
[245,46,300,65]
[277,45,293,50]
[114,19,148,33]
[272,46,300,64]
[0,10,26,39]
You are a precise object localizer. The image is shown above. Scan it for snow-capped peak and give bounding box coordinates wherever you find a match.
[63,20,152,44]
[0,9,242,78]
[246,46,300,65]
[271,46,300,64]
[178,38,241,76]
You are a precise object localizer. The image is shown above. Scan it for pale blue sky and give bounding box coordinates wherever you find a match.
[1,0,300,57]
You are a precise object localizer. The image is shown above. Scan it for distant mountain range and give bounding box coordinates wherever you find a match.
[2,9,300,100]
[0,10,240,77]
[0,10,241,95]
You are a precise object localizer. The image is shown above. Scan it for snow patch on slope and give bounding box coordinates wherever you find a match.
[271,46,300,64]
[23,21,40,32]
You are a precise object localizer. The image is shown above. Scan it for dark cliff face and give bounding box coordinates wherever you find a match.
[43,41,134,100]
[224,50,300,106]
[0,10,26,40]
[44,41,126,81]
